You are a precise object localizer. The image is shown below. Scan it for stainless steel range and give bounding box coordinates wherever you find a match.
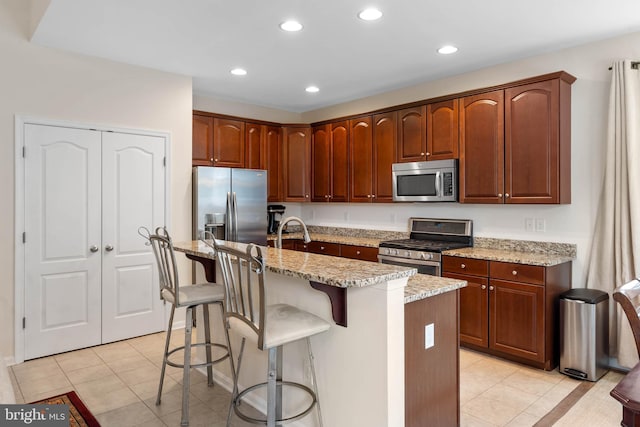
[378,218,473,276]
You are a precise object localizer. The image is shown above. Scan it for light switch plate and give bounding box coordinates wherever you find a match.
[425,323,434,349]
[535,218,546,232]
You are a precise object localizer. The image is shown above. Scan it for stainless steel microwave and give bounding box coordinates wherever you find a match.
[392,159,458,202]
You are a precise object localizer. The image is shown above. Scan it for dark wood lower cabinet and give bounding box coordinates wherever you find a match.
[405,290,459,427]
[267,239,378,262]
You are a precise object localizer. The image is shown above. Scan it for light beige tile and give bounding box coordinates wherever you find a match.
[73,374,139,415]
[65,364,113,386]
[19,370,72,398]
[131,375,180,401]
[94,341,142,363]
[107,354,154,374]
[22,386,76,404]
[116,361,161,386]
[11,357,61,383]
[460,410,497,427]
[55,348,103,372]
[159,400,225,427]
[94,401,160,427]
[460,371,502,405]
[463,395,523,426]
[459,348,486,369]
[144,388,202,418]
[505,411,541,427]
[502,369,557,396]
[480,383,540,412]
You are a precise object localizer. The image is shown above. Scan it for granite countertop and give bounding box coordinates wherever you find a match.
[443,247,573,267]
[404,274,467,304]
[268,232,382,248]
[174,240,416,288]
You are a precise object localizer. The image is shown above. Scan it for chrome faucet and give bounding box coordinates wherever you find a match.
[275,216,311,249]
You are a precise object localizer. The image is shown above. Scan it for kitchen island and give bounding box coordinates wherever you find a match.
[174,240,466,427]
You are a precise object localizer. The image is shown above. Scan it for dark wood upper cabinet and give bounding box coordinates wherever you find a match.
[213,118,245,168]
[245,122,265,170]
[349,117,374,202]
[192,114,214,166]
[283,127,311,202]
[427,99,459,160]
[373,112,397,203]
[505,79,571,204]
[265,126,282,202]
[397,106,427,163]
[312,122,348,202]
[459,90,505,204]
[330,121,349,202]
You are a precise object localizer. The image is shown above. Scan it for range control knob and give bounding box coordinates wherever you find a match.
[404,251,410,257]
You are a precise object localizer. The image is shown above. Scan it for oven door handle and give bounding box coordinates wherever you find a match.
[435,171,441,197]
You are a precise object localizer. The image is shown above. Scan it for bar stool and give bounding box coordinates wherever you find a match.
[141,227,232,427]
[205,239,330,427]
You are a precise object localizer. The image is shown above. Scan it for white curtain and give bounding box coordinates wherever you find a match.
[586,59,640,369]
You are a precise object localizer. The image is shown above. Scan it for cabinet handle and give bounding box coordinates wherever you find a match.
[210,158,214,162]
[489,286,494,291]
[356,250,361,255]
[90,245,99,253]
[498,193,503,198]
[481,285,486,290]
[214,158,219,162]
[325,195,329,199]
[105,245,114,252]
[505,193,510,198]
[512,270,518,276]
[320,246,325,250]
[426,152,431,156]
[367,194,371,198]
[305,194,309,198]
[461,263,466,269]
[420,152,425,156]
[371,195,376,198]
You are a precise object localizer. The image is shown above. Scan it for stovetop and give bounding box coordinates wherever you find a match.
[379,239,471,252]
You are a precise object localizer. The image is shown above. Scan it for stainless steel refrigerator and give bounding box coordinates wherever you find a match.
[192,167,267,246]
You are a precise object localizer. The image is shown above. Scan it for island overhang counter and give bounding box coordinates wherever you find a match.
[173,240,465,427]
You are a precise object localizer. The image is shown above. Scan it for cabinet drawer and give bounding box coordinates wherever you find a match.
[307,241,341,256]
[442,256,488,277]
[341,245,379,262]
[490,261,544,285]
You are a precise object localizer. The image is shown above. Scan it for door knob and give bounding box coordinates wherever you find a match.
[105,245,114,252]
[90,245,99,253]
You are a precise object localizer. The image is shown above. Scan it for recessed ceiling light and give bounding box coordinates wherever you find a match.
[358,8,382,21]
[230,68,247,76]
[437,45,458,55]
[305,86,319,93]
[280,20,303,32]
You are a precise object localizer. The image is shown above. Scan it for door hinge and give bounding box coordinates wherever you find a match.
[22,146,26,158]
[22,232,25,243]
[22,317,25,329]
[163,157,166,167]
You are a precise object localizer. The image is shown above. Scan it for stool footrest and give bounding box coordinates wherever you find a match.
[233,380,317,425]
[165,342,230,369]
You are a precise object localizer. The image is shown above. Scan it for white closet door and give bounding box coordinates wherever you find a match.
[24,125,102,360]
[101,132,166,343]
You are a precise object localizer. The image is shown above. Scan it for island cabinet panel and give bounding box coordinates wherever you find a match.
[283,127,311,202]
[443,255,571,370]
[213,118,245,168]
[307,241,341,257]
[427,99,459,160]
[192,114,214,166]
[397,106,427,163]
[373,112,397,202]
[405,290,460,427]
[245,122,265,170]
[265,126,283,202]
[459,90,505,204]
[349,116,374,202]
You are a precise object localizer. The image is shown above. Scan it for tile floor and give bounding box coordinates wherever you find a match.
[9,329,625,427]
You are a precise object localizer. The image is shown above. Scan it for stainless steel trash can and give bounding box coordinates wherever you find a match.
[559,289,609,381]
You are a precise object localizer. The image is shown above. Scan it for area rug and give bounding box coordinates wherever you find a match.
[30,391,101,427]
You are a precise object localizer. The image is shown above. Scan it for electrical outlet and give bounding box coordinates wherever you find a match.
[535,218,546,232]
[525,217,534,232]
[425,323,434,349]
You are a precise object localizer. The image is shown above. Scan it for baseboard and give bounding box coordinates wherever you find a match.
[3,355,16,367]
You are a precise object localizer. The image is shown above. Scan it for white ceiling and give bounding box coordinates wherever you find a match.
[31,0,640,113]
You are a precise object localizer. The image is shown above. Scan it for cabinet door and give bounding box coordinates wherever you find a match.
[265,126,283,202]
[245,123,265,170]
[459,91,504,203]
[213,118,245,167]
[505,80,560,204]
[443,272,489,348]
[331,121,349,202]
[349,117,373,202]
[427,99,459,160]
[283,127,311,202]
[192,114,214,166]
[307,241,341,256]
[311,125,331,202]
[490,279,545,362]
[373,112,397,202]
[397,106,427,162]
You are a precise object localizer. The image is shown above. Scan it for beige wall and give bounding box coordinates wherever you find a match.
[0,0,193,359]
[193,93,301,124]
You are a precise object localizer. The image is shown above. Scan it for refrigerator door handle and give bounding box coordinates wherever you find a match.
[232,192,239,241]
[226,192,232,241]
